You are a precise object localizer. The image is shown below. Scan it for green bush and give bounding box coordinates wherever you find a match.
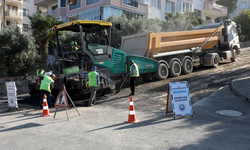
[0,24,39,77]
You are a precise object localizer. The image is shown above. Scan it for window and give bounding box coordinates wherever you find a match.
[23,9,29,17]
[178,1,192,12]
[166,1,174,13]
[67,14,78,22]
[69,0,81,10]
[61,0,66,7]
[78,8,101,20]
[122,0,139,8]
[232,26,238,35]
[23,0,29,2]
[7,21,11,26]
[240,2,247,9]
[110,7,123,18]
[86,0,100,5]
[152,0,160,9]
[122,10,144,20]
[23,24,29,32]
[206,16,211,21]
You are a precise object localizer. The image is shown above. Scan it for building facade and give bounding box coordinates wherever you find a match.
[35,0,148,23]
[230,0,249,19]
[0,0,37,33]
[34,0,227,25]
[148,0,227,24]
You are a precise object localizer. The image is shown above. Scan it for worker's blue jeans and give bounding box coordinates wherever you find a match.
[40,90,52,109]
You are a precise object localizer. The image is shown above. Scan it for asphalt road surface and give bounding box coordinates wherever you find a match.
[7,47,250,112]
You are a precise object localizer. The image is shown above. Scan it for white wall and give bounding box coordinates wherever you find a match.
[22,0,37,33]
[193,0,204,17]
[22,0,37,25]
[48,2,59,11]
[148,0,162,19]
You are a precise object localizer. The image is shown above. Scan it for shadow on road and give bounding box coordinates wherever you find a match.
[0,112,42,125]
[87,112,175,132]
[0,123,43,133]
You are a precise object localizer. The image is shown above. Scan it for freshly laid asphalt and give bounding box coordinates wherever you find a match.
[0,77,250,149]
[231,76,250,100]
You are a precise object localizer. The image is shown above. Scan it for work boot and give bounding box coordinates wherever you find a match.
[129,93,134,96]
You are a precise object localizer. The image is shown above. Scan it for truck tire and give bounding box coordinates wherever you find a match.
[155,63,169,80]
[212,53,220,67]
[182,59,193,74]
[169,61,181,77]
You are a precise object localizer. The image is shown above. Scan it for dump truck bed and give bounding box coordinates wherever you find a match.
[121,27,223,58]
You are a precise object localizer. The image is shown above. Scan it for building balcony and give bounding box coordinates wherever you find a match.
[43,9,58,16]
[204,1,227,17]
[34,0,56,7]
[5,0,22,6]
[5,10,22,21]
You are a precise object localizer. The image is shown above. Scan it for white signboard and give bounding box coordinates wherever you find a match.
[5,82,18,108]
[169,81,193,117]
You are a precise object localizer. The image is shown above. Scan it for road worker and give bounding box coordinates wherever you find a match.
[36,66,44,76]
[129,59,139,96]
[39,72,57,108]
[71,38,80,51]
[88,66,99,106]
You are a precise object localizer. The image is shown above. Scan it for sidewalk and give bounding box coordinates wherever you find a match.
[231,76,250,100]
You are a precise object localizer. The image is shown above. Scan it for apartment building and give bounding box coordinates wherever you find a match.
[0,0,37,33]
[34,0,148,23]
[34,0,227,25]
[149,0,227,24]
[230,0,249,19]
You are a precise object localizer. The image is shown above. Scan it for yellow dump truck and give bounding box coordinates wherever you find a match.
[120,20,241,79]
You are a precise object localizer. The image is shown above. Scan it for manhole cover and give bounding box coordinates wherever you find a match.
[216,110,243,117]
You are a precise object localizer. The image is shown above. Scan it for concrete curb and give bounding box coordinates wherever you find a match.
[230,77,250,100]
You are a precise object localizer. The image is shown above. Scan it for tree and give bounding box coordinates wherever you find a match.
[0,24,39,77]
[216,0,238,16]
[29,12,63,68]
[162,12,204,32]
[106,14,162,47]
[233,9,250,37]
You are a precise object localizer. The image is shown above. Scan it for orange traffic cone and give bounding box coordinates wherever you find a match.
[42,94,50,117]
[125,96,139,124]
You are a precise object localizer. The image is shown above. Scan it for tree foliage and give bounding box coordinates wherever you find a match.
[106,14,161,47]
[0,24,39,77]
[216,0,238,15]
[163,12,204,31]
[233,9,250,37]
[105,13,203,47]
[29,12,63,67]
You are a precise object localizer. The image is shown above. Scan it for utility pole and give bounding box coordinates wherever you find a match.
[3,0,5,28]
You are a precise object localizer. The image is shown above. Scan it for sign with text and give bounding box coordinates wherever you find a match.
[167,81,193,117]
[5,82,18,108]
